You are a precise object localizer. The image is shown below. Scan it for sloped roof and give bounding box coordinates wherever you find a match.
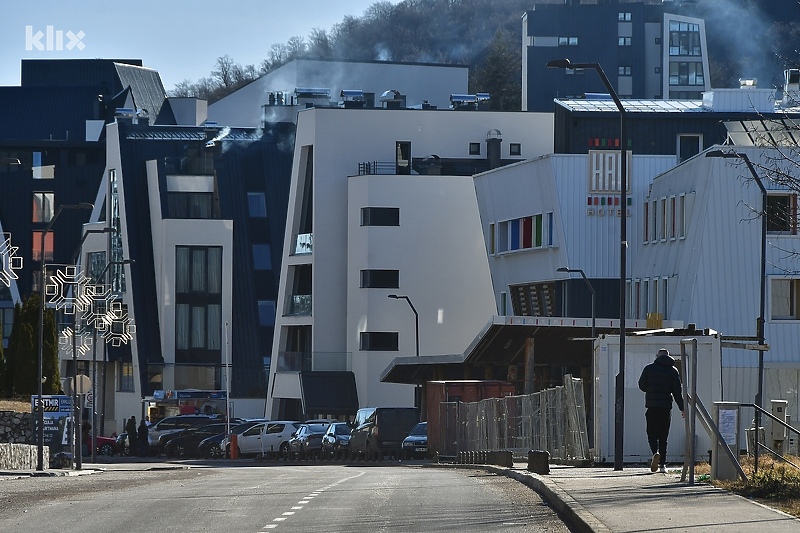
[114,63,170,125]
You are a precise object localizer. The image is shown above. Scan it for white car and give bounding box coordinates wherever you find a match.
[221,421,269,457]
[261,421,302,457]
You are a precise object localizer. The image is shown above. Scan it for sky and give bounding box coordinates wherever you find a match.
[0,0,396,91]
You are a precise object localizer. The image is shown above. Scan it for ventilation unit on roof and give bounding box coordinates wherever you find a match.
[739,78,758,89]
[450,94,477,111]
[340,89,366,109]
[294,87,331,109]
[784,69,800,107]
[380,89,406,109]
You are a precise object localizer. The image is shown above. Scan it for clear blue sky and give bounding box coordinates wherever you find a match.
[0,0,395,91]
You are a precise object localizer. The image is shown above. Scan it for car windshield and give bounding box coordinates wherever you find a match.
[196,424,227,437]
[305,423,328,434]
[230,421,259,433]
[334,424,350,435]
[408,423,427,436]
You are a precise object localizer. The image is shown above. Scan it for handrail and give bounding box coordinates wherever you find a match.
[741,403,800,473]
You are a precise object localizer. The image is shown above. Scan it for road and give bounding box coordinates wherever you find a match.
[0,463,573,532]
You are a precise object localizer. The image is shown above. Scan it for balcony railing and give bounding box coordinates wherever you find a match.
[294,233,313,255]
[275,351,352,372]
[358,161,397,175]
[287,294,312,316]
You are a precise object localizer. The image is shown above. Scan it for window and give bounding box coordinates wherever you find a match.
[489,223,495,254]
[679,134,702,162]
[669,197,677,240]
[496,213,550,252]
[360,269,399,288]
[669,21,701,56]
[659,198,667,241]
[359,332,398,351]
[677,194,686,239]
[361,207,399,226]
[258,300,276,327]
[119,362,134,391]
[175,246,223,363]
[669,62,704,86]
[767,194,797,234]
[32,192,54,223]
[618,66,632,76]
[649,200,658,242]
[469,143,481,155]
[618,12,631,21]
[253,244,272,270]
[619,37,632,46]
[510,143,521,156]
[771,279,800,320]
[247,192,267,217]
[32,231,54,261]
[558,36,578,46]
[643,202,649,244]
[167,192,214,218]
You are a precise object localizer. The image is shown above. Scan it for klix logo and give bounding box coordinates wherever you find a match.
[26,26,85,51]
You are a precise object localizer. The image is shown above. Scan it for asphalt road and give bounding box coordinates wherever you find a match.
[0,464,573,532]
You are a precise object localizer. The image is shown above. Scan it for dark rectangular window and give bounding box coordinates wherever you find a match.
[767,194,797,234]
[258,300,276,326]
[175,245,223,363]
[167,192,215,218]
[253,244,272,270]
[359,332,398,351]
[248,192,267,217]
[469,143,481,155]
[678,135,701,162]
[361,207,399,226]
[618,37,632,46]
[510,143,521,156]
[360,269,399,288]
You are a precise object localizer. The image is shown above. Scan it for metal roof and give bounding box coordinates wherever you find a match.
[555,98,705,113]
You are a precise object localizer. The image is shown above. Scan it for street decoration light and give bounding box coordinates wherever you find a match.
[706,149,768,474]
[0,233,23,288]
[547,58,628,470]
[557,267,596,340]
[36,202,92,471]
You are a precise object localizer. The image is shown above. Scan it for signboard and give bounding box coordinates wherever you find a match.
[31,395,73,456]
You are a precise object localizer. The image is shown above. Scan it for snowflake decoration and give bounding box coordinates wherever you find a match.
[0,234,23,288]
[59,326,93,356]
[80,283,117,331]
[101,300,136,347]
[46,265,91,314]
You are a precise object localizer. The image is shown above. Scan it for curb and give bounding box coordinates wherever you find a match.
[427,463,609,533]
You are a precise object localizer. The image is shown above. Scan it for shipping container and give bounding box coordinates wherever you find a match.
[593,332,722,465]
[426,380,515,457]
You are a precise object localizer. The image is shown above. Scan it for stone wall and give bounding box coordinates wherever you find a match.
[0,410,45,470]
[0,410,34,444]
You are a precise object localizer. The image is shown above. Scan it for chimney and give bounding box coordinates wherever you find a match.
[486,129,502,170]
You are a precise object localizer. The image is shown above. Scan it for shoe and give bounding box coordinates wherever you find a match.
[658,465,666,474]
[650,453,660,472]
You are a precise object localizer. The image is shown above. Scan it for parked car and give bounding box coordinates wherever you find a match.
[401,422,428,459]
[147,414,223,452]
[349,407,419,461]
[198,420,265,459]
[223,421,273,457]
[164,423,229,458]
[261,421,302,457]
[287,422,329,459]
[321,422,352,460]
[85,434,116,456]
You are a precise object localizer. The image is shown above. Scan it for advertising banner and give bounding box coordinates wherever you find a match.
[31,395,73,456]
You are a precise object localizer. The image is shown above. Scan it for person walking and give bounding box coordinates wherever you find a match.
[638,348,685,473]
[125,416,138,457]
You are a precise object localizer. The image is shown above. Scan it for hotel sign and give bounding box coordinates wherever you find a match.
[587,150,631,217]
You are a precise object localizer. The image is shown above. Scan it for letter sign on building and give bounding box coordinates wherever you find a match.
[587,150,632,217]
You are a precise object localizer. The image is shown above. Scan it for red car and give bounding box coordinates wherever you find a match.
[84,434,117,456]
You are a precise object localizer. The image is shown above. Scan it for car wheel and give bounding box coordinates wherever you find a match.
[279,442,290,459]
[175,444,186,458]
[100,444,114,456]
[209,445,223,459]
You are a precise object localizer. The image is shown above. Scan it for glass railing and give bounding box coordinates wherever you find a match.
[275,351,352,372]
[287,295,312,316]
[294,233,313,255]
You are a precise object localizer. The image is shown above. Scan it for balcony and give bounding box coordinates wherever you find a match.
[287,294,312,316]
[275,351,352,372]
[357,161,397,175]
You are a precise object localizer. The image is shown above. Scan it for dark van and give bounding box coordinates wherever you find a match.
[349,407,418,460]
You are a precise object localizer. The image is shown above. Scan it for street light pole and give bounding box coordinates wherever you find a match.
[706,149,768,474]
[387,294,419,357]
[557,267,596,340]
[548,58,627,470]
[69,227,114,465]
[36,202,92,471]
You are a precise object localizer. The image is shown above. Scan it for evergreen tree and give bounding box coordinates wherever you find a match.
[12,322,36,396]
[7,295,59,397]
[0,321,5,397]
[470,29,521,111]
[4,303,21,397]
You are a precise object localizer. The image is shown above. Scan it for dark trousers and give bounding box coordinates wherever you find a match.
[645,407,672,464]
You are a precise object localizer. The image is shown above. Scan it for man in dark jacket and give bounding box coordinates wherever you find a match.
[638,348,684,473]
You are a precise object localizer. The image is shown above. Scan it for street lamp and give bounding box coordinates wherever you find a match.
[69,227,115,464]
[388,294,419,358]
[37,202,93,471]
[706,149,768,474]
[547,58,628,470]
[557,267,596,340]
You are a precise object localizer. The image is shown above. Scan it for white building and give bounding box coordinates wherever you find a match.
[266,106,554,419]
[208,58,469,128]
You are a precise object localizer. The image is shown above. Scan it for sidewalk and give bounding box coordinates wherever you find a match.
[482,462,800,533]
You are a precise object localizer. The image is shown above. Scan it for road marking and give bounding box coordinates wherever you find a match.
[261,470,366,531]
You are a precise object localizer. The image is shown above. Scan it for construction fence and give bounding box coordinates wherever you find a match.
[431,375,590,461]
